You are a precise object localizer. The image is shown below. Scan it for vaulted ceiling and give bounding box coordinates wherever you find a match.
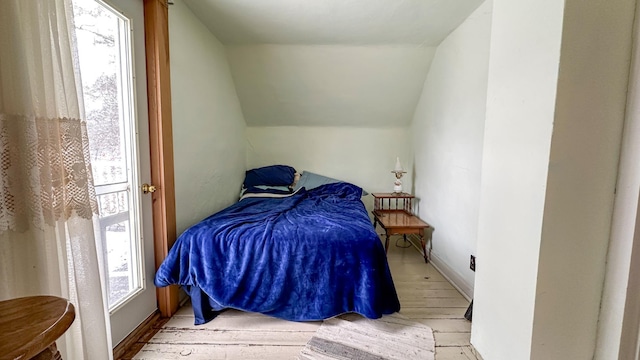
[182,0,484,127]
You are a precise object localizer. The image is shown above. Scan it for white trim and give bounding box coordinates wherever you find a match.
[429,252,474,301]
[403,233,474,301]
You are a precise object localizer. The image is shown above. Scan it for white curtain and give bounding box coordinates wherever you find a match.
[0,0,112,359]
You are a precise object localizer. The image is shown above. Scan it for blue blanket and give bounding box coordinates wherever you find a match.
[155,182,400,324]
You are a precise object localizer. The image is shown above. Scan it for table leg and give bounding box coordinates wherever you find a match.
[419,230,428,263]
[32,342,62,360]
[385,232,390,253]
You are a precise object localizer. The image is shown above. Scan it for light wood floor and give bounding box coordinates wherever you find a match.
[130,237,479,359]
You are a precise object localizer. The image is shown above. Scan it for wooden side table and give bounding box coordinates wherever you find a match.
[0,296,76,360]
[372,192,431,263]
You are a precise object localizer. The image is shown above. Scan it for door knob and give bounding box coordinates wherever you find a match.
[141,183,157,194]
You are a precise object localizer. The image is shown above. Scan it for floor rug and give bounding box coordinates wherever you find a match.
[298,313,435,360]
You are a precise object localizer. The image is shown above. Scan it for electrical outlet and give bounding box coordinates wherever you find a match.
[470,255,476,272]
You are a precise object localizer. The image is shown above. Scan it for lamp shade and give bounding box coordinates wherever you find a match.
[394,157,404,172]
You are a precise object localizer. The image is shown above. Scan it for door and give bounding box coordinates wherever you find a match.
[73,0,157,346]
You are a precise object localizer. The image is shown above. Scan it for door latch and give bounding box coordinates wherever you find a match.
[141,183,157,194]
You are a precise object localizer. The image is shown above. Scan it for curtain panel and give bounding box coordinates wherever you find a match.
[0,0,112,359]
[0,114,97,231]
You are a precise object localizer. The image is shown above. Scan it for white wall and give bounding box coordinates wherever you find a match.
[226,45,435,127]
[593,1,640,357]
[410,1,492,298]
[472,0,634,359]
[169,0,247,233]
[597,52,640,359]
[471,0,564,358]
[531,0,634,358]
[246,126,412,212]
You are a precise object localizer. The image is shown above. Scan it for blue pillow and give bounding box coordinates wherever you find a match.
[243,165,296,188]
[294,171,368,195]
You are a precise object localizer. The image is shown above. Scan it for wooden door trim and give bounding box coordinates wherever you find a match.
[143,0,179,318]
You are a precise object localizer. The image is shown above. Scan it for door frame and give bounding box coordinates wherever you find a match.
[143,0,179,318]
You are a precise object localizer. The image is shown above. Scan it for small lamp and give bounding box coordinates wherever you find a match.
[391,157,407,193]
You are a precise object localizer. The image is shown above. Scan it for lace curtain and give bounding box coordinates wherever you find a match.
[0,0,112,359]
[0,114,97,231]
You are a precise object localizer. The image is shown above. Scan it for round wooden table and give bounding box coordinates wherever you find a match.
[0,296,75,360]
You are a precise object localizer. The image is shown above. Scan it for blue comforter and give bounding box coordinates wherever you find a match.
[155,182,400,324]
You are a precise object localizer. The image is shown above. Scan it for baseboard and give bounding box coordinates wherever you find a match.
[113,310,168,360]
[403,234,474,301]
[429,252,474,301]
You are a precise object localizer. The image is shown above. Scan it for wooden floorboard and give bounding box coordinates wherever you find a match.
[436,346,480,360]
[129,235,479,359]
[134,344,302,359]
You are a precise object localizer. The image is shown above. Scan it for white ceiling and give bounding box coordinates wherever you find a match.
[179,0,485,127]
[182,0,484,45]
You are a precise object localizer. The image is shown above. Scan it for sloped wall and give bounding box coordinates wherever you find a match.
[169,0,247,233]
[410,1,493,298]
[226,45,435,127]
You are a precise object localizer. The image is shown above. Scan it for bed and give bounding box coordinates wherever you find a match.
[155,166,400,324]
